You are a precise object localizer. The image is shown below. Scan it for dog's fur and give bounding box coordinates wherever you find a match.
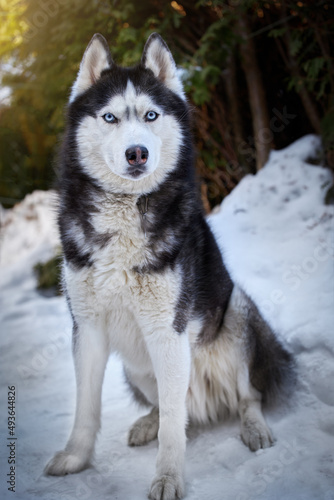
[45,33,293,500]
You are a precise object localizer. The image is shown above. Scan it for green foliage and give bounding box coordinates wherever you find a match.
[0,0,333,207]
[184,7,238,106]
[268,27,287,38]
[289,32,303,57]
[0,0,168,205]
[321,106,334,151]
[325,185,334,205]
[34,253,62,296]
[267,2,333,108]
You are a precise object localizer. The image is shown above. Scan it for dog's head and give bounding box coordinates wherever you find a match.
[68,33,189,194]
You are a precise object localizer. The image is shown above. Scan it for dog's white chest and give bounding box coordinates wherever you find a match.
[65,202,156,370]
[93,196,150,275]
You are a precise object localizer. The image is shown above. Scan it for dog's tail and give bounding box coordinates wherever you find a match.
[236,287,296,405]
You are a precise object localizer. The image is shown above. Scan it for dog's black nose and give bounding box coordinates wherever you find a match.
[125,145,149,166]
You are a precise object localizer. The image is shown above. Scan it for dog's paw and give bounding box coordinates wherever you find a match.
[148,474,184,500]
[44,451,89,476]
[241,419,274,452]
[128,409,159,447]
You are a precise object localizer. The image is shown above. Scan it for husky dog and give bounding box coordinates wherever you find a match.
[45,33,293,499]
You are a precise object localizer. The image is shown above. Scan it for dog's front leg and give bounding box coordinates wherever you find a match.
[144,328,191,500]
[45,321,109,475]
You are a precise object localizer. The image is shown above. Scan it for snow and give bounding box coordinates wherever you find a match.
[1,134,334,500]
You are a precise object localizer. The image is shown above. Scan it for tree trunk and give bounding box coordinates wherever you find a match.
[224,52,244,154]
[280,9,322,134]
[237,13,273,170]
[289,61,322,134]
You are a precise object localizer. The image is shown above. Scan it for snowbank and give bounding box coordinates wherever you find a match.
[0,190,60,267]
[0,135,333,500]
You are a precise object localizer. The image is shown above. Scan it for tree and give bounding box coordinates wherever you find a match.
[0,0,333,208]
[237,11,274,169]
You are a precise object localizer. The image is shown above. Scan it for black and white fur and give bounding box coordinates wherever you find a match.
[45,33,293,500]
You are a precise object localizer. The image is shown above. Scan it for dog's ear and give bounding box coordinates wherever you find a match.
[141,33,185,100]
[70,34,113,103]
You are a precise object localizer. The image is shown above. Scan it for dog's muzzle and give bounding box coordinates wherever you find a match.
[125,145,148,178]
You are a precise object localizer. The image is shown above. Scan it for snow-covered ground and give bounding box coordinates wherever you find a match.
[0,135,333,500]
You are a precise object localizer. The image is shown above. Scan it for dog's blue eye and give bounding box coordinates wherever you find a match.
[146,111,158,122]
[103,113,117,123]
